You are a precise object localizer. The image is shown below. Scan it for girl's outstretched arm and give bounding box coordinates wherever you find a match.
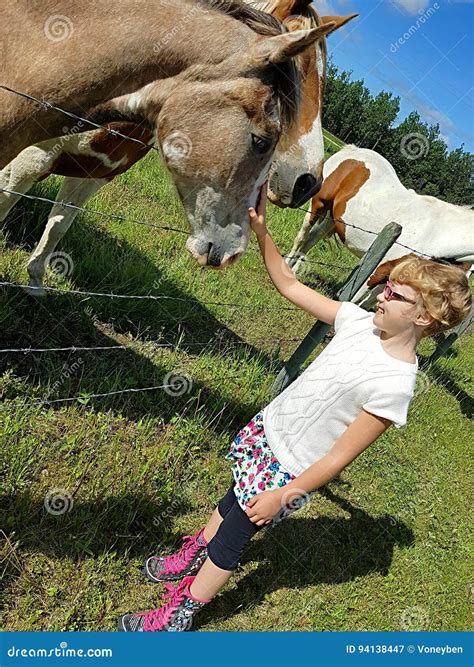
[249,183,341,326]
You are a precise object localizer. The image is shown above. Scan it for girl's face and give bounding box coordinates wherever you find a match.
[373,280,424,336]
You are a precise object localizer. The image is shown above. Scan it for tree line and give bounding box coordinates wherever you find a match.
[323,59,473,206]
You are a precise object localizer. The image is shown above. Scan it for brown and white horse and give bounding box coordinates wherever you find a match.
[252,1,356,207]
[1,0,334,271]
[0,0,355,290]
[288,145,474,303]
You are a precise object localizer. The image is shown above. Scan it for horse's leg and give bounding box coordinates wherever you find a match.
[355,284,384,310]
[27,177,109,296]
[0,145,55,221]
[287,201,334,273]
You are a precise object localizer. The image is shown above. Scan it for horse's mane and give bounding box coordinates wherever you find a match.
[201,0,286,36]
[283,4,327,98]
[199,0,302,128]
[245,2,328,123]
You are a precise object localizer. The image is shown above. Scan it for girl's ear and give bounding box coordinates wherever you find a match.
[415,307,435,331]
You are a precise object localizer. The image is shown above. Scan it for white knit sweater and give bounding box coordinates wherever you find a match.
[263,301,418,476]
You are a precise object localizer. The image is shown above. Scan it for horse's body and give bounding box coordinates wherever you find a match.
[2,0,335,269]
[288,146,474,301]
[0,0,355,290]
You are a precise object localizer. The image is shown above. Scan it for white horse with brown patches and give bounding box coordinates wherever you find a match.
[288,146,474,302]
[0,0,355,292]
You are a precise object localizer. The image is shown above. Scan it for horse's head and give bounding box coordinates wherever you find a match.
[155,75,281,268]
[135,23,331,268]
[262,1,358,208]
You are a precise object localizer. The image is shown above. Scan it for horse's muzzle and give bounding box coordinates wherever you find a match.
[194,243,243,269]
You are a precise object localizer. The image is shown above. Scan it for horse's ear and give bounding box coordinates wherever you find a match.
[247,24,336,67]
[320,14,358,36]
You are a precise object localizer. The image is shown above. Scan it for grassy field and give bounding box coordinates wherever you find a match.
[322,128,345,157]
[0,143,472,632]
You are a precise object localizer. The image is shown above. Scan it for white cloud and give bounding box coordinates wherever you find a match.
[390,0,431,15]
[387,75,456,131]
[313,0,338,15]
[417,104,455,130]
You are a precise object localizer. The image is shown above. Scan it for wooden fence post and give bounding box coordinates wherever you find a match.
[424,304,474,367]
[270,222,402,397]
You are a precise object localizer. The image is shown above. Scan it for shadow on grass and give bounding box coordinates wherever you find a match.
[1,485,414,628]
[302,270,348,297]
[417,344,473,420]
[1,180,287,429]
[0,489,194,564]
[199,486,415,629]
[0,487,198,609]
[427,364,473,420]
[1,180,276,355]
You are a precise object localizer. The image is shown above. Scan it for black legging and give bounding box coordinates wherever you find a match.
[206,482,264,571]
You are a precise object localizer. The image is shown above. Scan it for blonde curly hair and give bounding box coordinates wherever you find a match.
[389,255,472,338]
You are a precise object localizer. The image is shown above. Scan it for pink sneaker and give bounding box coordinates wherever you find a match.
[118,576,210,632]
[143,528,208,582]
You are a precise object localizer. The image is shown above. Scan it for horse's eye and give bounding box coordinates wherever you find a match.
[251,134,272,154]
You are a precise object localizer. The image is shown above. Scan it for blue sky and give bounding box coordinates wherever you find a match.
[316,0,474,152]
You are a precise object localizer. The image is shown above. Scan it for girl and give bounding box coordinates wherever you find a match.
[118,184,472,632]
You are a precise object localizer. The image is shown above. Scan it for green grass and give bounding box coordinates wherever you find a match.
[0,144,472,632]
[323,128,345,158]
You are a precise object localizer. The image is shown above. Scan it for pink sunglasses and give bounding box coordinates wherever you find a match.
[383,280,417,304]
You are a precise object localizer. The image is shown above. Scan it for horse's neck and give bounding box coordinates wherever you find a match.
[6,1,252,118]
[2,0,255,161]
[22,1,251,79]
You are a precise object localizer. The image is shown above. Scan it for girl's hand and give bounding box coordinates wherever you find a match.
[245,488,283,526]
[248,181,268,238]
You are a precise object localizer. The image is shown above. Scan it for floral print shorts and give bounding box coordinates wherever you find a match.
[226,412,309,523]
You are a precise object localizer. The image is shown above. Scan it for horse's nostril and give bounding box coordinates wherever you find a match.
[207,243,223,268]
[290,173,322,208]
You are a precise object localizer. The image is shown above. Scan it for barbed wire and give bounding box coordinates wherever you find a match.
[0,280,299,311]
[0,335,311,355]
[293,205,468,262]
[281,253,351,270]
[2,326,471,411]
[3,184,467,267]
[0,345,128,353]
[0,85,157,152]
[4,382,172,407]
[0,187,352,271]
[0,86,351,271]
[1,363,276,408]
[1,86,470,409]
[2,86,468,265]
[0,187,186,235]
